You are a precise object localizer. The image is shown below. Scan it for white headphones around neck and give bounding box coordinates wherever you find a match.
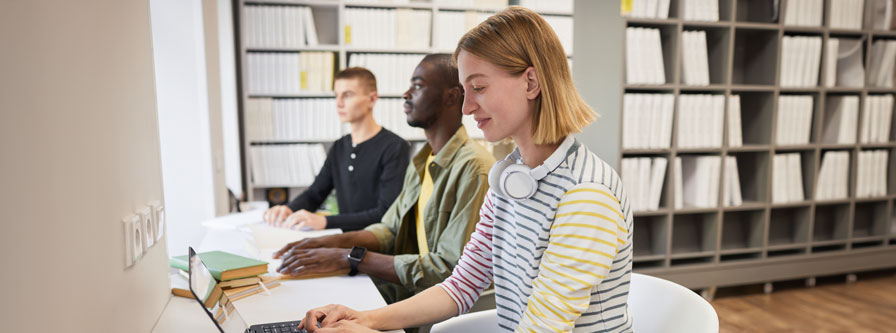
[488,136,576,201]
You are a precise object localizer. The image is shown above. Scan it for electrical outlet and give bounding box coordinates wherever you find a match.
[139,207,154,248]
[149,201,165,242]
[122,215,135,267]
[131,214,144,263]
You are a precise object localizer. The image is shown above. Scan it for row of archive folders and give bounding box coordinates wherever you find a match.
[622,0,717,21]
[624,30,896,88]
[250,144,327,188]
[621,155,743,212]
[623,149,894,212]
[623,92,895,150]
[622,93,739,150]
[245,98,342,142]
[247,52,335,95]
[243,5,320,48]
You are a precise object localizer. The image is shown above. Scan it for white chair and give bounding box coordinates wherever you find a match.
[432,274,719,332]
[629,273,719,333]
[430,308,497,333]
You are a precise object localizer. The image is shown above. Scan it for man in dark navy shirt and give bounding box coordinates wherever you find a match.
[263,67,410,231]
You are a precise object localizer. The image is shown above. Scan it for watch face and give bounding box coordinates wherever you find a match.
[349,247,365,259]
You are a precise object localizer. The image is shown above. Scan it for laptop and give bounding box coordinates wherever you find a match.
[187,247,307,333]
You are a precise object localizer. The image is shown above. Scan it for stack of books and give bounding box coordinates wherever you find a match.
[780,36,822,87]
[621,157,667,212]
[677,94,725,148]
[776,95,814,145]
[829,0,866,29]
[347,53,425,95]
[722,156,743,207]
[519,0,573,13]
[344,8,431,50]
[169,251,280,305]
[826,38,865,87]
[864,0,895,30]
[244,5,319,48]
[816,151,851,200]
[250,144,327,187]
[856,150,890,198]
[727,95,743,147]
[772,153,806,204]
[821,96,859,144]
[681,0,719,21]
[674,155,721,208]
[625,27,666,85]
[782,0,823,26]
[681,30,710,86]
[860,95,895,144]
[247,52,335,94]
[623,0,672,19]
[622,93,674,150]
[868,40,896,88]
[245,98,343,142]
[433,11,490,52]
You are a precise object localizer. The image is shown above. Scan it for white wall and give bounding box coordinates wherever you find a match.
[0,0,170,330]
[150,0,220,256]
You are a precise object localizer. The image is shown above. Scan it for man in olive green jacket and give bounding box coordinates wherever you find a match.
[273,54,495,303]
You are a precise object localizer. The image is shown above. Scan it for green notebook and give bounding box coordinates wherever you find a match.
[170,251,268,281]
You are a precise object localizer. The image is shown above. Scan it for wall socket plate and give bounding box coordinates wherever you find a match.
[123,202,164,269]
[122,214,142,267]
[149,201,165,242]
[138,207,155,249]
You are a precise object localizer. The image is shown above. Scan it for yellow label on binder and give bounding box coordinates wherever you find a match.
[345,25,352,44]
[300,71,308,90]
[621,0,633,15]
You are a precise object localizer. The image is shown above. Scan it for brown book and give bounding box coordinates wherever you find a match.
[219,276,262,289]
[222,275,281,302]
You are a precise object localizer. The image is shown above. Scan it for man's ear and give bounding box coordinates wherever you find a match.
[444,86,462,106]
[524,66,540,100]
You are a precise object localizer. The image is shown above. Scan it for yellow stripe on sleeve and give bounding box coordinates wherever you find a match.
[555,211,629,233]
[550,241,615,259]
[533,279,591,301]
[542,264,591,289]
[558,200,625,220]
[552,234,618,249]
[564,188,620,204]
[545,257,608,280]
[545,250,611,270]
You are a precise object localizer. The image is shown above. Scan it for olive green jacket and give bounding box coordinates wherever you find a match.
[364,127,495,302]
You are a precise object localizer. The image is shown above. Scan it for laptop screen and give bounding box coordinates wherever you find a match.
[188,247,250,333]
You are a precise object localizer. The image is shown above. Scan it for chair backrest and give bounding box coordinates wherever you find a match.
[430,309,497,333]
[628,273,719,333]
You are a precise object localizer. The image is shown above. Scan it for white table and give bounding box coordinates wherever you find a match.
[153,212,399,332]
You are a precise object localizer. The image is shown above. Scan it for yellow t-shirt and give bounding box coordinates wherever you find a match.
[416,154,435,256]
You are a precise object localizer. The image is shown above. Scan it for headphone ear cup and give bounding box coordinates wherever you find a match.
[500,164,538,200]
[488,160,514,198]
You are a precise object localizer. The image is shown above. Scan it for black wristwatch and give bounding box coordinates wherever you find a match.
[347,246,367,276]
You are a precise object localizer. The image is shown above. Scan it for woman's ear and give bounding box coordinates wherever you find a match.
[524,66,541,100]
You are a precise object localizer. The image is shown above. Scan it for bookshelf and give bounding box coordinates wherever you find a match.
[235,0,574,201]
[582,0,896,293]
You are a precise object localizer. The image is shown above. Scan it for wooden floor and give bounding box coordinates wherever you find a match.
[711,272,896,332]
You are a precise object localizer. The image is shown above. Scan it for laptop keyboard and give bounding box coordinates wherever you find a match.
[258,321,305,333]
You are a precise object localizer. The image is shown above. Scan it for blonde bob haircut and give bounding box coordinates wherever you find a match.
[453,6,597,145]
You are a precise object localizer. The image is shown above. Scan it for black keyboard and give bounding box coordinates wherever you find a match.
[251,320,305,333]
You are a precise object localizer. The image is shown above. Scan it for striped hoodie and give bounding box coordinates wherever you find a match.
[439,137,634,332]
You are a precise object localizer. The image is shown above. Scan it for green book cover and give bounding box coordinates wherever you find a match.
[169,251,268,281]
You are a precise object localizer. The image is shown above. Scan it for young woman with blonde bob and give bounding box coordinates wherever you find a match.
[299,7,633,332]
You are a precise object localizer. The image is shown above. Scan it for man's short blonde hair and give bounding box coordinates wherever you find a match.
[334,67,377,93]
